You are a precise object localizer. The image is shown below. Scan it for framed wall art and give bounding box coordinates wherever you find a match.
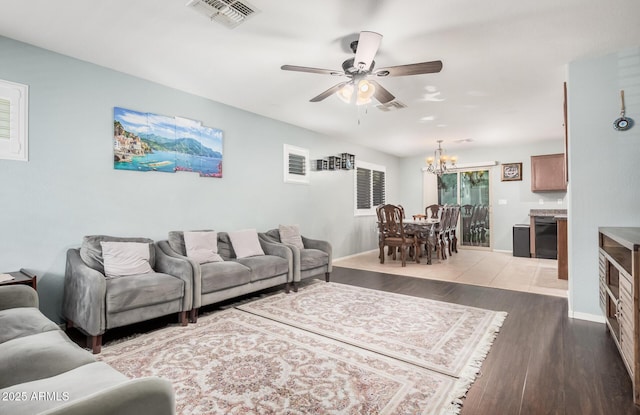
[501,162,522,181]
[113,107,223,178]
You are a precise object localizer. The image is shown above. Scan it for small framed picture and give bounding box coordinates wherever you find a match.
[501,162,522,181]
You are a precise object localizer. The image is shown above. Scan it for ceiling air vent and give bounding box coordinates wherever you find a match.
[376,100,407,112]
[186,0,259,28]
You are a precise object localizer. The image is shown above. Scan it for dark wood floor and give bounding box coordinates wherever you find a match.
[331,266,640,415]
[70,267,640,415]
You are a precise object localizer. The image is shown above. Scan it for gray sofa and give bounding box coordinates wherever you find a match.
[63,235,192,353]
[157,231,292,322]
[0,285,175,415]
[262,228,332,291]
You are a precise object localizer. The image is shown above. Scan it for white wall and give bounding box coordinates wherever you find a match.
[399,140,567,252]
[567,47,640,318]
[0,36,399,322]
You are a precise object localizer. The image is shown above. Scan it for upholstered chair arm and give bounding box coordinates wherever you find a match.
[302,236,333,272]
[259,238,293,283]
[0,285,38,311]
[154,244,194,312]
[40,377,175,415]
[62,249,107,337]
[156,241,201,309]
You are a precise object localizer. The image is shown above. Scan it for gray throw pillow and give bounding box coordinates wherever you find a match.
[279,224,304,249]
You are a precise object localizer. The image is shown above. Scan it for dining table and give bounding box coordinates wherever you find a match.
[403,217,440,265]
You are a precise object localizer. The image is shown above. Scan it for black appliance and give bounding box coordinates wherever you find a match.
[513,224,530,258]
[534,216,557,259]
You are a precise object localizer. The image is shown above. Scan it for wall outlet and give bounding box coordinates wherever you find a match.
[539,199,544,205]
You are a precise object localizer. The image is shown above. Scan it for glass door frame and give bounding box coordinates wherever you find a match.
[423,162,497,251]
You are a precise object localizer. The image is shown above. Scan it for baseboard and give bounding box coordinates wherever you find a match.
[333,249,377,262]
[568,310,605,323]
[492,249,512,254]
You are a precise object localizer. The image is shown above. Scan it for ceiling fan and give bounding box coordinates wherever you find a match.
[281,31,443,106]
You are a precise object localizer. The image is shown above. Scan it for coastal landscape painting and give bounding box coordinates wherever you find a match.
[113,107,223,177]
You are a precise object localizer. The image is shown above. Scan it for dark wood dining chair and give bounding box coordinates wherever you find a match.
[425,204,442,220]
[378,204,419,267]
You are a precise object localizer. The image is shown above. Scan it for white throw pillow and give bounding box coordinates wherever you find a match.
[228,229,265,259]
[279,224,304,250]
[184,231,223,264]
[100,241,153,277]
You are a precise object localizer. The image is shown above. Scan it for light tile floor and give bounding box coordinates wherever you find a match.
[333,248,568,297]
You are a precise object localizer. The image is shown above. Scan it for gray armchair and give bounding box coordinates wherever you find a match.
[63,235,192,353]
[261,229,332,292]
[157,231,292,322]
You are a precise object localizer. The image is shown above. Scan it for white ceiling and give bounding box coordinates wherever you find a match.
[1,0,640,157]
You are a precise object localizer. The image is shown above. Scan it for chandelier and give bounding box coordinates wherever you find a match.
[425,140,457,176]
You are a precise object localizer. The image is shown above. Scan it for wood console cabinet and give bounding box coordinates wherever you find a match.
[531,153,567,192]
[599,227,640,404]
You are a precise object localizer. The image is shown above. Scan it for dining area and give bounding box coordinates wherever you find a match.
[376,204,461,266]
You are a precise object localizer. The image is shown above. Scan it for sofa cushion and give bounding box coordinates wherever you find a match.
[106,273,184,313]
[228,229,265,258]
[216,232,236,260]
[184,231,223,264]
[300,248,330,270]
[200,261,252,293]
[235,256,289,282]
[80,235,156,273]
[0,362,129,415]
[279,224,304,249]
[0,307,60,344]
[0,330,95,389]
[168,229,214,256]
[101,241,154,278]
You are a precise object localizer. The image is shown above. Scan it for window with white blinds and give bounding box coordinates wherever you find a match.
[0,79,28,161]
[354,161,386,215]
[0,98,10,140]
[283,144,309,184]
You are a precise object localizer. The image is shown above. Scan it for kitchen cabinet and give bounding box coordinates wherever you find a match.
[531,153,567,192]
[557,217,567,279]
[599,227,640,404]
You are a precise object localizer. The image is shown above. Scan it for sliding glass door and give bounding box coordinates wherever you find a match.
[438,169,491,248]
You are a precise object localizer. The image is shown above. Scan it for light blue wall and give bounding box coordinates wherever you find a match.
[567,47,640,317]
[399,140,567,252]
[0,36,399,322]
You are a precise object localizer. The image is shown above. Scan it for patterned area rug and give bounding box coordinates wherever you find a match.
[98,283,507,414]
[99,308,465,414]
[237,282,507,379]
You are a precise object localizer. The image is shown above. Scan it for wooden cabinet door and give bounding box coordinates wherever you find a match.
[531,153,567,192]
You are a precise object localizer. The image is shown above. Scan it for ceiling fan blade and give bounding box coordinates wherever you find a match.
[368,80,395,104]
[281,65,344,76]
[310,82,349,102]
[374,60,443,77]
[354,31,382,71]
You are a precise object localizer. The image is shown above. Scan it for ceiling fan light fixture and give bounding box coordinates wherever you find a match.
[337,83,354,104]
[356,79,376,106]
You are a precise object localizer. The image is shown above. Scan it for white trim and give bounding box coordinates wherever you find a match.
[332,249,378,262]
[0,79,28,161]
[283,144,309,184]
[492,249,512,254]
[568,309,605,323]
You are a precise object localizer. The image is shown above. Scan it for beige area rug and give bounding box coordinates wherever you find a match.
[98,283,507,414]
[237,282,507,378]
[99,308,467,415]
